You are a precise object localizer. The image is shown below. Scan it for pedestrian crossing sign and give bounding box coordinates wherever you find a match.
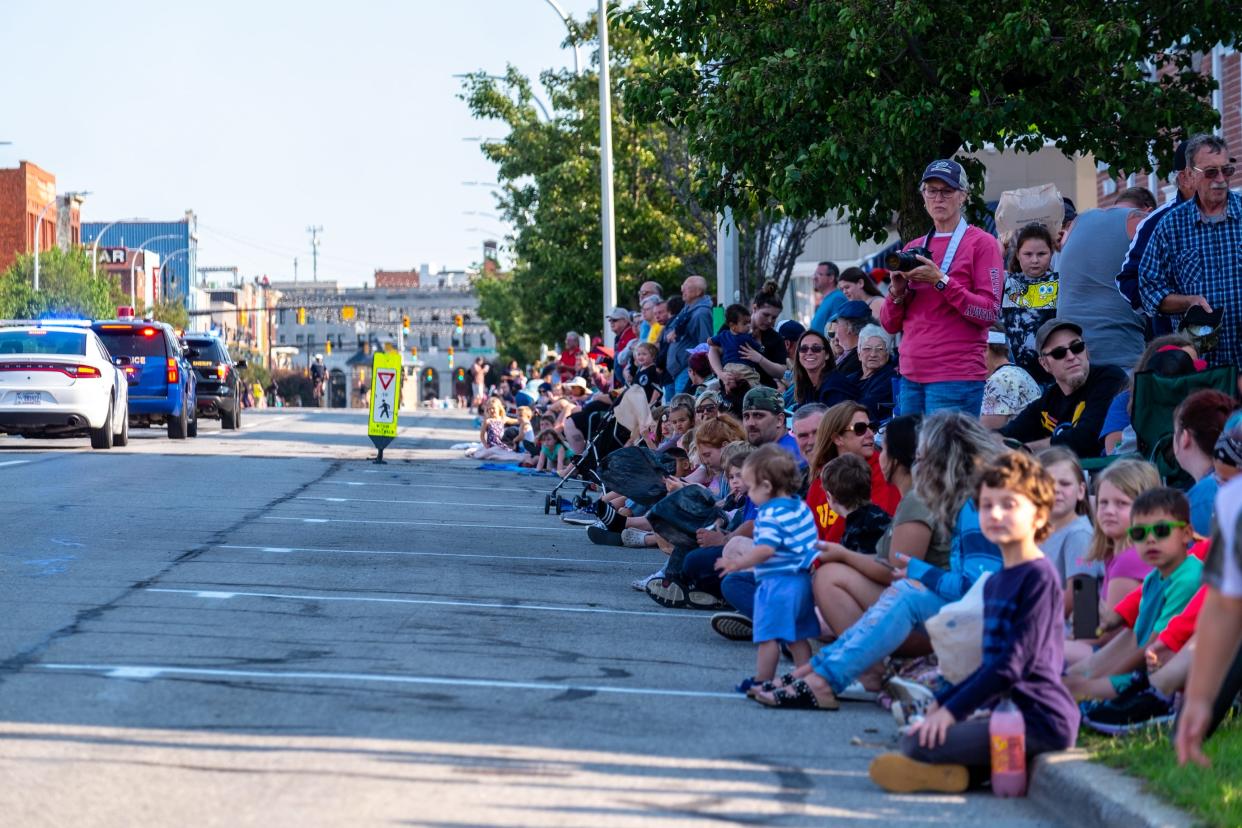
[367,351,402,440]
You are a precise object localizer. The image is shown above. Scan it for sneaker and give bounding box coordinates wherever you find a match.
[710,612,753,641]
[631,569,664,591]
[646,576,690,609]
[1083,688,1175,735]
[869,753,968,794]
[560,506,598,525]
[621,528,650,548]
[838,681,879,703]
[885,676,937,711]
[586,525,624,546]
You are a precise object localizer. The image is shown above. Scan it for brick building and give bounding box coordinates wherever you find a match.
[1097,44,1242,206]
[0,161,76,274]
[374,269,420,288]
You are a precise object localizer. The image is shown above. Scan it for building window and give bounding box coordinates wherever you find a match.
[1102,178,1117,196]
[296,334,304,344]
[463,332,472,348]
[279,334,286,344]
[431,332,440,348]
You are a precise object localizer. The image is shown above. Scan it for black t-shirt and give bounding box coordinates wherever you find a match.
[756,327,787,388]
[635,364,664,401]
[1001,363,1127,457]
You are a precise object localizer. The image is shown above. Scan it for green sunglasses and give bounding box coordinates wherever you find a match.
[1127,520,1188,543]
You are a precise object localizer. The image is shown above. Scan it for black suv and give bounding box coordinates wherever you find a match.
[182,334,247,430]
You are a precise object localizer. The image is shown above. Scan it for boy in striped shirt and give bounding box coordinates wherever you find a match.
[717,444,821,691]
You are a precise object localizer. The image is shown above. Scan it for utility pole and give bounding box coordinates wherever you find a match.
[597,0,617,347]
[306,226,323,282]
[293,257,299,283]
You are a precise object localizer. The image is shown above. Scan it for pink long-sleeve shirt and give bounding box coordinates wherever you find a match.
[880,226,1003,383]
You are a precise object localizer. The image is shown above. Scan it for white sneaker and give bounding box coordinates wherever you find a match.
[630,569,664,591]
[621,528,650,548]
[885,676,937,709]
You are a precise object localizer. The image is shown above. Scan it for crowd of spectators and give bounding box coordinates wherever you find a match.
[466,137,1242,797]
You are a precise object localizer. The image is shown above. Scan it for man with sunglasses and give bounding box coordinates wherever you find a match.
[1140,133,1242,369]
[1000,319,1126,456]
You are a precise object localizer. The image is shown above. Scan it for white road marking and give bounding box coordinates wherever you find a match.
[219,543,650,566]
[146,587,704,619]
[324,480,540,493]
[263,516,578,531]
[35,663,739,700]
[0,460,30,468]
[297,495,529,510]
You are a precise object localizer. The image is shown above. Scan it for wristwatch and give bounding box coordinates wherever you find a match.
[934,274,950,292]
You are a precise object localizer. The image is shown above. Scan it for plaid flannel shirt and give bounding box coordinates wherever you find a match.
[1138,192,1242,368]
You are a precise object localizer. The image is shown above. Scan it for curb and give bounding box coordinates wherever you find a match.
[1029,749,1198,828]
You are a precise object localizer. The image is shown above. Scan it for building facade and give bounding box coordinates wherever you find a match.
[0,161,76,274]
[82,212,198,305]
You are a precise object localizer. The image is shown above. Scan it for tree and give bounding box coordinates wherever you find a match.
[460,10,823,359]
[147,299,189,332]
[0,248,126,320]
[627,1,1233,241]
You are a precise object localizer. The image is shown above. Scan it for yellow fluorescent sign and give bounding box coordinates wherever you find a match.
[367,351,403,438]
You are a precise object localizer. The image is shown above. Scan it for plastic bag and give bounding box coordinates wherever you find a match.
[646,485,722,550]
[599,447,677,506]
[926,572,992,684]
[994,184,1064,248]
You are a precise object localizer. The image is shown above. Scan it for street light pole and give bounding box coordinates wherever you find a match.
[542,0,582,77]
[597,0,617,346]
[129,234,179,311]
[33,190,90,292]
[90,216,153,279]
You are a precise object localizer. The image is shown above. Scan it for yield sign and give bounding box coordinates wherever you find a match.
[378,370,395,390]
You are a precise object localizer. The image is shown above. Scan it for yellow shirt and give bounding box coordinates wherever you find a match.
[646,323,663,344]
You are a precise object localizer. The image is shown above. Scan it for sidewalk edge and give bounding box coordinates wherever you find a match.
[1030,749,1200,828]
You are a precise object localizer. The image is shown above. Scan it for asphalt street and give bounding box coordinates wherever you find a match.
[0,407,1060,826]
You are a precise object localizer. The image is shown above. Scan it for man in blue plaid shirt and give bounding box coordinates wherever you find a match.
[1139,133,1241,369]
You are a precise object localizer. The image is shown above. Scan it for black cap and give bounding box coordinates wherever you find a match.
[1174,140,1188,172]
[1035,319,1083,352]
[777,319,806,342]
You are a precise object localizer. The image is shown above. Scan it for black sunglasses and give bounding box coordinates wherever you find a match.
[1127,520,1187,543]
[1042,339,1086,361]
[1193,164,1236,180]
[798,344,826,354]
[849,421,880,436]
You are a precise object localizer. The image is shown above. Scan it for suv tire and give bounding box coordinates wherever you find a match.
[90,397,114,450]
[169,401,187,439]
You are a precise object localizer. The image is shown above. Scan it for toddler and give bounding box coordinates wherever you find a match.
[870,450,1078,793]
[716,444,820,692]
[821,454,891,556]
[709,304,762,369]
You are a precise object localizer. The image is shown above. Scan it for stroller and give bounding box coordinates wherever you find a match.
[1081,365,1237,483]
[542,385,648,515]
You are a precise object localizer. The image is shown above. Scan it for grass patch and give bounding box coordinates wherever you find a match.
[1085,718,1242,827]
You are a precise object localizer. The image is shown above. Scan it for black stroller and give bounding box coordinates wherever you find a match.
[543,397,633,515]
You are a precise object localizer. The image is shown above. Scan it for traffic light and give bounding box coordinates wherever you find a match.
[456,368,465,382]
[410,346,418,359]
[402,314,410,332]
[341,305,356,321]
[297,307,307,325]
[325,339,332,355]
[447,345,454,368]
[453,314,464,334]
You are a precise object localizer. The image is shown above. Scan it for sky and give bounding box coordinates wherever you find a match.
[0,0,599,286]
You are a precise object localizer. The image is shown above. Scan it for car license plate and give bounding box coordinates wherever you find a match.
[16,392,40,405]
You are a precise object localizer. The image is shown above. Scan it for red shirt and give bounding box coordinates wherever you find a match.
[615,328,637,353]
[558,347,581,380]
[805,453,902,547]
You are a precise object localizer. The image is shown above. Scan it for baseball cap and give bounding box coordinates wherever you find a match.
[742,385,785,415]
[777,319,806,342]
[695,390,722,409]
[921,159,968,191]
[1215,411,1242,467]
[1173,140,1188,172]
[1034,319,1083,352]
[606,306,630,322]
[834,300,871,321]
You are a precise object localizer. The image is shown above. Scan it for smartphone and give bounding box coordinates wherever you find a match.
[1071,575,1100,640]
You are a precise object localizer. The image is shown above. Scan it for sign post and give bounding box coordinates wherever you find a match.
[367,350,403,463]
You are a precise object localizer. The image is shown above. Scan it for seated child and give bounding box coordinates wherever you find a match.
[533,428,575,476]
[1063,487,1202,703]
[821,454,891,556]
[870,450,1078,793]
[716,444,820,694]
[709,304,762,371]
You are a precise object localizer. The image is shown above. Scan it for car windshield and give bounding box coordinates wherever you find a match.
[185,339,228,362]
[0,329,86,355]
[96,327,168,358]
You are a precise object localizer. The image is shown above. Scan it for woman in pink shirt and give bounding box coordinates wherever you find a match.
[880,159,1004,416]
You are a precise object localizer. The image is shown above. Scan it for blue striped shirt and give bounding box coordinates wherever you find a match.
[1139,192,1242,368]
[752,496,820,579]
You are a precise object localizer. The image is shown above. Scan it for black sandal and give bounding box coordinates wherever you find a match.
[759,672,797,692]
[755,679,839,711]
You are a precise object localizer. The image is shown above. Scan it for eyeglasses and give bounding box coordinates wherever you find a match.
[860,346,888,354]
[1193,164,1236,180]
[798,344,826,354]
[1127,520,1188,542]
[696,403,718,413]
[922,187,958,199]
[1041,339,1086,361]
[849,421,880,436]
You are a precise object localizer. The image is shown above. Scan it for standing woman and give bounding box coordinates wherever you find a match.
[791,331,859,410]
[838,267,886,319]
[738,282,792,387]
[880,159,1003,416]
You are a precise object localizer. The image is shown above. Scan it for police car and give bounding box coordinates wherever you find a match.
[0,321,130,449]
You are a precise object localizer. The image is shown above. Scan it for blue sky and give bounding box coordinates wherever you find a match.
[0,0,598,285]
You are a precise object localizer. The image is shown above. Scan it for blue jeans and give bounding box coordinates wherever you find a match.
[682,546,725,595]
[721,571,758,618]
[673,368,691,395]
[898,378,984,417]
[810,579,946,694]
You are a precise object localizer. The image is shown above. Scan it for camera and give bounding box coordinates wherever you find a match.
[885,246,932,272]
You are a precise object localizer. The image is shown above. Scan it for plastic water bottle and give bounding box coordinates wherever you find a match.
[989,698,1027,797]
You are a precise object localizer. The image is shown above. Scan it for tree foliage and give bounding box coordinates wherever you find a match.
[147,299,189,332]
[626,1,1233,240]
[0,247,126,320]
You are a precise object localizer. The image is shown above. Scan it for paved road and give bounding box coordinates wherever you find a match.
[0,408,1059,826]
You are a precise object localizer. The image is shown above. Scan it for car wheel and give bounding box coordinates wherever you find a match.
[90,396,114,450]
[187,405,198,437]
[222,402,238,430]
[114,406,129,446]
[168,401,187,439]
